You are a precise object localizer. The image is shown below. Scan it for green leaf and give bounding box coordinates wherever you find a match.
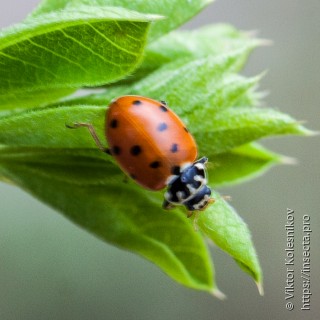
[0,105,107,149]
[104,24,259,86]
[0,1,313,296]
[30,0,213,41]
[197,190,263,291]
[2,88,77,111]
[148,23,257,58]
[127,53,252,116]
[56,49,258,112]
[208,143,282,187]
[49,24,261,110]
[0,146,216,293]
[204,74,262,110]
[132,24,260,81]
[194,107,312,155]
[0,104,311,154]
[0,5,159,109]
[55,85,131,107]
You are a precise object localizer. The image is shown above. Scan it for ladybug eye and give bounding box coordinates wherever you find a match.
[181,176,187,183]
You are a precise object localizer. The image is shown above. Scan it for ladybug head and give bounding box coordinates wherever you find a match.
[183,184,213,211]
[163,157,214,214]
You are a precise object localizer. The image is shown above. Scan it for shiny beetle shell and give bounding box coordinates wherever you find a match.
[105,95,197,190]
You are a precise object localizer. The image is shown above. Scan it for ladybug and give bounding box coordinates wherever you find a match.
[67,96,214,216]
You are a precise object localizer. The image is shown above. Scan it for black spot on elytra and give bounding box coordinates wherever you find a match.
[130,145,142,156]
[170,143,178,153]
[157,122,168,132]
[184,127,189,133]
[112,146,121,155]
[150,161,161,169]
[110,119,118,128]
[159,104,168,112]
[171,166,180,175]
[132,100,142,106]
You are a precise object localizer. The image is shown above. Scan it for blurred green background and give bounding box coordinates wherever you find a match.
[0,1,319,319]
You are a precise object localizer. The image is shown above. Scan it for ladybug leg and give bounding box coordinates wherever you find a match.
[66,122,110,154]
[195,157,208,165]
[192,211,201,231]
[162,199,175,210]
[187,211,194,218]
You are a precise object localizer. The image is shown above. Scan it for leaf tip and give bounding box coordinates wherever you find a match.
[148,14,166,21]
[255,281,264,296]
[278,156,298,165]
[243,30,272,47]
[293,121,317,136]
[257,38,273,47]
[305,129,320,137]
[210,288,227,300]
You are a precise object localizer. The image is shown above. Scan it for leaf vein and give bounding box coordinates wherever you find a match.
[0,51,58,79]
[59,29,124,69]
[85,22,139,57]
[27,38,90,75]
